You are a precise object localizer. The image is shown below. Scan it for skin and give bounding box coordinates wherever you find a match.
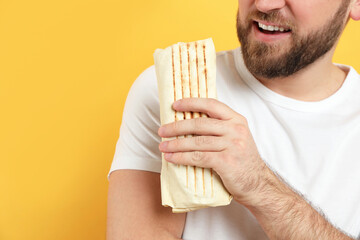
[237,0,351,101]
[107,170,185,240]
[159,99,353,239]
[237,0,351,79]
[107,0,360,239]
[156,0,360,239]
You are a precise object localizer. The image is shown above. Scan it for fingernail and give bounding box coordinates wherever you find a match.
[164,153,173,160]
[159,141,168,150]
[158,127,164,136]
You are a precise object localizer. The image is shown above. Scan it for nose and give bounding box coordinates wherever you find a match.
[255,0,286,13]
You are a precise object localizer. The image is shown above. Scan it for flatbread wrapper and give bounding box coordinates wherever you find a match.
[154,38,232,213]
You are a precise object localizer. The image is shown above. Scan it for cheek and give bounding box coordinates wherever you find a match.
[238,0,254,22]
[290,0,341,33]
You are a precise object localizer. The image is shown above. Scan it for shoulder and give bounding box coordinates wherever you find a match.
[125,65,159,111]
[121,65,160,134]
[129,65,158,98]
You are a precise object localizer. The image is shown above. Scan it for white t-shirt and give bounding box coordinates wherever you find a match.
[108,47,360,239]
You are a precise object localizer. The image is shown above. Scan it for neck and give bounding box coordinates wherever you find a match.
[255,49,348,102]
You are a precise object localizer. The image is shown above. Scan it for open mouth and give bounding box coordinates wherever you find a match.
[253,21,291,34]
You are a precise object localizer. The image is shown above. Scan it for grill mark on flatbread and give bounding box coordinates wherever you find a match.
[203,43,214,197]
[156,39,232,212]
[202,44,214,196]
[187,44,193,188]
[171,47,178,169]
[194,42,201,195]
[179,45,185,171]
[203,44,207,196]
[179,45,190,177]
[187,43,193,119]
[172,47,177,121]
[203,44,208,98]
[195,43,200,98]
[193,43,207,196]
[179,45,186,120]
[172,46,180,168]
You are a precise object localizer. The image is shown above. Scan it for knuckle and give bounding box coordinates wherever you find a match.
[243,117,248,125]
[232,137,246,150]
[233,124,248,135]
[240,116,249,126]
[192,151,205,163]
[194,136,213,146]
[234,114,248,125]
[194,136,204,146]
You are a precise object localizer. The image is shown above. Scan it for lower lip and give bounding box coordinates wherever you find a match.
[252,22,291,43]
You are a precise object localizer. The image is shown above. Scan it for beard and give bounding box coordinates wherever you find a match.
[236,0,350,79]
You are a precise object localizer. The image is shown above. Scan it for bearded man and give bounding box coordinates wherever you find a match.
[107,0,360,239]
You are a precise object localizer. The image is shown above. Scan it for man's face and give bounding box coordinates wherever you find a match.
[236,0,351,79]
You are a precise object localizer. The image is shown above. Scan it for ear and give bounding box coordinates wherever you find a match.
[349,0,360,21]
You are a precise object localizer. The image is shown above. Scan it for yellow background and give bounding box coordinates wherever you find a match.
[0,0,359,239]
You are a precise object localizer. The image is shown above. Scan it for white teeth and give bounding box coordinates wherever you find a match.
[258,22,288,32]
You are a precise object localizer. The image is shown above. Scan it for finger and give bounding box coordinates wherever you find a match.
[164,151,221,169]
[158,117,227,138]
[172,98,236,120]
[159,136,226,153]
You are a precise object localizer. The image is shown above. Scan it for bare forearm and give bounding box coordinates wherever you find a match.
[107,170,185,240]
[157,99,356,239]
[242,166,354,240]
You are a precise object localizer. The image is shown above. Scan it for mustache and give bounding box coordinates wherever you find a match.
[242,10,295,30]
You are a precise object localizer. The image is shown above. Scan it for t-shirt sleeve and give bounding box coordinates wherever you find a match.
[108,65,162,180]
